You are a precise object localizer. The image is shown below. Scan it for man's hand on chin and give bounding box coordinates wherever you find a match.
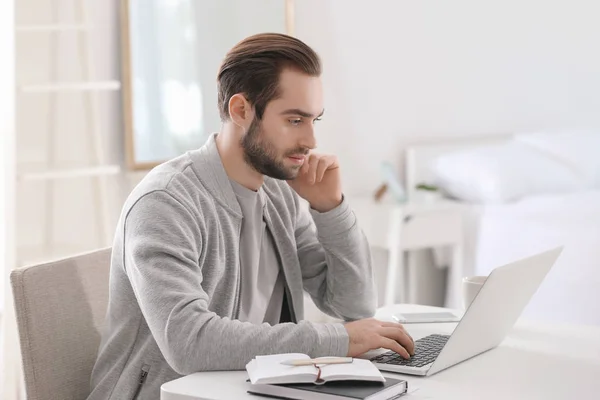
[287,153,343,213]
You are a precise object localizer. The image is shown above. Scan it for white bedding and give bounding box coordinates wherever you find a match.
[470,190,600,326]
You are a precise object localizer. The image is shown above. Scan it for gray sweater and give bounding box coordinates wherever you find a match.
[87,133,376,400]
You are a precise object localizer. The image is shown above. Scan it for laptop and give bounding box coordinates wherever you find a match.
[369,246,563,376]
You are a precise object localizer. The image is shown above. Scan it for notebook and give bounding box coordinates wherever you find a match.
[246,353,385,385]
[247,378,408,400]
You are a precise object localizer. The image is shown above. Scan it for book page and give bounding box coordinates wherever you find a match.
[319,358,385,383]
[247,353,317,384]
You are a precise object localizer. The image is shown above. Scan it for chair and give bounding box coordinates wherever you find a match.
[10,247,112,400]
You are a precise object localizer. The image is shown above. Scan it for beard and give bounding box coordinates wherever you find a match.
[240,118,307,180]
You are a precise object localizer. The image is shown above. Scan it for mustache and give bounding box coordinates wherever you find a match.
[284,147,310,157]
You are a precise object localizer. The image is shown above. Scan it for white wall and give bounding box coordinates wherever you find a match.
[294,0,600,195]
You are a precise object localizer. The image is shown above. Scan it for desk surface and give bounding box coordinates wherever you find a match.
[161,304,600,400]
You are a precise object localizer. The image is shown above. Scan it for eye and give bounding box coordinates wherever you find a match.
[289,118,302,126]
[313,117,322,124]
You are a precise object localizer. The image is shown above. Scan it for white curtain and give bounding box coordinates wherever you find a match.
[1,1,25,399]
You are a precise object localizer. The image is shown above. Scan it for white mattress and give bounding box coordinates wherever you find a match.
[470,190,600,326]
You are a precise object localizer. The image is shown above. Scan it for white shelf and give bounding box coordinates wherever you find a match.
[18,80,121,93]
[15,24,88,32]
[17,165,121,181]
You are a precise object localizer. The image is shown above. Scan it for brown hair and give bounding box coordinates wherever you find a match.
[217,33,321,122]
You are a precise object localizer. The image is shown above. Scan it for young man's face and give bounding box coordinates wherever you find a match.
[241,68,324,180]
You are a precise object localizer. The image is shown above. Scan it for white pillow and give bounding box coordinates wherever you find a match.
[515,131,600,188]
[430,141,586,204]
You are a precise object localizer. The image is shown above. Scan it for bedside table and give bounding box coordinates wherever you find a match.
[348,197,465,307]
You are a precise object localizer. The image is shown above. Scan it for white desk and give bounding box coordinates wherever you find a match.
[161,304,600,400]
[350,197,466,307]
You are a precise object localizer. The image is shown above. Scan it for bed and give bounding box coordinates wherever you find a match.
[405,131,600,326]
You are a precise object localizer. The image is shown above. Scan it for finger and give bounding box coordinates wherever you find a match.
[380,321,413,337]
[378,327,415,355]
[379,337,411,359]
[380,322,414,339]
[300,154,311,175]
[380,322,413,335]
[315,157,333,182]
[307,155,319,183]
[379,327,415,355]
[379,321,405,329]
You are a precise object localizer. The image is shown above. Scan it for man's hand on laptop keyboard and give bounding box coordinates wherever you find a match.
[344,318,415,359]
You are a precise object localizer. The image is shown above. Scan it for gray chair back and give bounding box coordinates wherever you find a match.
[10,248,111,400]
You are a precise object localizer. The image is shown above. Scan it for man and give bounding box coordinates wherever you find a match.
[88,33,414,400]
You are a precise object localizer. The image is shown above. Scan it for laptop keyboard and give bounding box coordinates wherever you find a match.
[370,334,450,368]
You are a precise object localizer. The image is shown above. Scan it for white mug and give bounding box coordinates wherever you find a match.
[462,276,487,309]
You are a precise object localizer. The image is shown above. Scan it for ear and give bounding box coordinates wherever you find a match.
[228,94,255,129]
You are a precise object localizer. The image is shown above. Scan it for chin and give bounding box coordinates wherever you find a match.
[286,170,300,180]
[285,165,302,179]
[265,167,299,181]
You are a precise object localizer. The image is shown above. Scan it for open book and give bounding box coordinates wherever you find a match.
[246,353,386,385]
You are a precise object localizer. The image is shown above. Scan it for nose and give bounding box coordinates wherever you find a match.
[298,124,317,150]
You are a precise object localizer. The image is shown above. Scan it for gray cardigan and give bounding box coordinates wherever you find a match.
[87,133,376,400]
